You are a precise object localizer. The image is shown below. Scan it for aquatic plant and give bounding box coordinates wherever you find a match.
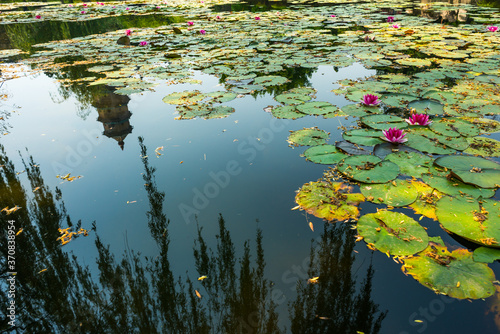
[392,24,400,29]
[125,29,131,36]
[187,21,194,26]
[387,16,394,22]
[199,29,206,35]
[381,128,407,143]
[406,113,432,126]
[487,26,498,32]
[361,94,380,106]
[139,41,148,46]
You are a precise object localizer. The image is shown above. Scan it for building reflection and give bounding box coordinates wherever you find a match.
[92,87,133,150]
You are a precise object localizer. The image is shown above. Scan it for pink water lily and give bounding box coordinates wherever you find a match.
[406,113,432,126]
[187,21,194,26]
[81,11,86,14]
[216,15,221,20]
[487,26,498,32]
[361,94,380,106]
[35,15,41,19]
[199,29,206,35]
[387,16,395,23]
[382,128,407,143]
[392,24,400,29]
[139,41,148,46]
[255,16,261,20]
[125,29,131,36]
[83,3,87,7]
[330,14,336,17]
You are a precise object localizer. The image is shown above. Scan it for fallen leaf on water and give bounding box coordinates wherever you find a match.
[198,275,208,281]
[155,146,164,157]
[414,320,423,323]
[195,290,202,298]
[127,201,137,204]
[308,276,319,284]
[309,222,314,232]
[38,269,47,274]
[33,187,40,192]
[16,229,23,236]
[1,205,21,215]
[180,161,184,164]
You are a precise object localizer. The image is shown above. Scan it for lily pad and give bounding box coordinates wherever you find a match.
[302,145,347,164]
[343,129,385,146]
[335,141,371,156]
[163,90,205,105]
[253,75,289,87]
[408,99,444,116]
[295,181,365,222]
[287,128,329,147]
[434,155,500,189]
[436,197,500,248]
[403,238,496,299]
[357,210,429,256]
[384,151,433,178]
[421,174,495,199]
[408,181,445,221]
[405,132,456,155]
[270,105,306,119]
[296,101,338,116]
[275,93,312,105]
[360,180,418,207]
[337,155,400,184]
[361,115,408,130]
[473,247,500,263]
[464,137,500,157]
[430,118,480,138]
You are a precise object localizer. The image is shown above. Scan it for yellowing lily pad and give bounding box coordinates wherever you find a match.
[295,181,365,222]
[403,238,496,299]
[360,179,418,207]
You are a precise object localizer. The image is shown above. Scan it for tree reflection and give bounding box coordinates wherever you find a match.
[0,140,386,333]
[290,222,387,334]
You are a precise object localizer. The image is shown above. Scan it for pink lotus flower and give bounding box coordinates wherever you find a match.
[361,94,380,106]
[406,113,432,126]
[68,4,73,6]
[139,41,148,46]
[125,29,132,36]
[199,29,206,35]
[216,15,221,20]
[382,128,407,143]
[392,24,400,29]
[83,3,87,7]
[255,16,260,20]
[330,14,336,17]
[187,21,194,26]
[487,26,498,32]
[81,11,86,14]
[387,16,395,23]
[35,15,41,19]
[126,7,130,10]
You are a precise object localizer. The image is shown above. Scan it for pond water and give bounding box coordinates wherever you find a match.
[1,0,500,333]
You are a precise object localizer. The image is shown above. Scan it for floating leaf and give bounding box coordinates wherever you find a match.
[361,115,408,130]
[384,151,433,178]
[357,210,428,256]
[287,128,329,147]
[302,145,347,164]
[473,247,500,264]
[408,181,445,220]
[360,180,418,207]
[408,99,444,116]
[275,93,312,105]
[253,75,288,87]
[337,155,400,184]
[421,174,495,199]
[436,197,500,248]
[403,238,496,299]
[296,101,338,116]
[335,141,371,156]
[270,105,306,119]
[295,181,365,222]
[343,129,384,146]
[464,137,500,157]
[434,155,500,189]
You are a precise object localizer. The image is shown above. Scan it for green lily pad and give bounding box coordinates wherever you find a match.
[253,75,289,87]
[408,99,444,116]
[275,93,312,105]
[473,247,500,263]
[475,74,500,85]
[395,58,432,67]
[434,155,500,189]
[270,105,306,119]
[302,145,347,164]
[421,174,495,199]
[360,180,418,207]
[337,155,400,184]
[288,87,317,95]
[205,91,237,103]
[357,210,428,256]
[163,90,205,105]
[343,129,385,146]
[296,101,338,116]
[336,141,371,156]
[430,118,480,138]
[404,130,456,154]
[403,238,496,299]
[437,197,500,248]
[413,128,469,151]
[361,115,408,130]
[464,137,500,157]
[384,151,433,178]
[295,181,365,222]
[340,103,382,116]
[381,93,418,108]
[287,127,329,147]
